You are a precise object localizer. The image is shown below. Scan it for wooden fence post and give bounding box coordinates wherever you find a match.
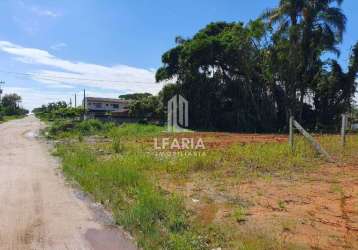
[293,120,334,163]
[341,114,347,147]
[289,116,294,151]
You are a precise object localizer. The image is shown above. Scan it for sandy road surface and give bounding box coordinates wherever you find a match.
[0,116,137,250]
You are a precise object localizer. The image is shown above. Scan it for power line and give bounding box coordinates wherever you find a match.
[0,69,158,85]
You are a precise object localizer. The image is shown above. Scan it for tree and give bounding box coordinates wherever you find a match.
[312,42,358,130]
[1,93,28,116]
[119,93,152,100]
[157,22,277,131]
[32,101,80,121]
[128,95,162,120]
[262,0,347,121]
[156,3,356,132]
[2,94,21,108]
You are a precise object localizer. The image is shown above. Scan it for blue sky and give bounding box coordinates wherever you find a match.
[0,0,357,110]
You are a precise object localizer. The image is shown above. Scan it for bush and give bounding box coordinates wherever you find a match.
[109,123,164,138]
[76,119,105,135]
[47,119,117,138]
[48,120,77,136]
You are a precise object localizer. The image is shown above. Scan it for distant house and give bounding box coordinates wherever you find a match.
[84,97,130,116]
[352,123,358,131]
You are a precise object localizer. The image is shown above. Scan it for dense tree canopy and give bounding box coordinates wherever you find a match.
[156,0,357,132]
[119,93,152,101]
[126,84,178,122]
[0,93,28,119]
[32,101,81,121]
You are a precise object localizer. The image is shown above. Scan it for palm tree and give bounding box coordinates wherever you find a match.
[262,0,347,121]
[261,0,304,39]
[261,0,305,119]
[262,0,346,55]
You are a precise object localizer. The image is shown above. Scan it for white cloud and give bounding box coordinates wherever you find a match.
[0,41,164,94]
[50,42,67,51]
[31,7,61,18]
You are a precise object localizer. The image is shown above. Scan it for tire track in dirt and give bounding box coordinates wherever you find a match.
[31,181,45,248]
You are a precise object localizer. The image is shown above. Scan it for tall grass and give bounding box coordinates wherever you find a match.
[227,138,316,172]
[56,143,205,250]
[51,119,358,249]
[319,134,358,161]
[0,114,26,123]
[47,119,116,138]
[109,123,164,138]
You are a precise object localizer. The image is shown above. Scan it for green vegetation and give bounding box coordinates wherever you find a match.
[45,119,116,138]
[124,84,178,122]
[55,131,205,250]
[0,93,28,122]
[233,206,247,223]
[156,0,357,132]
[32,101,82,121]
[34,99,358,249]
[42,113,357,249]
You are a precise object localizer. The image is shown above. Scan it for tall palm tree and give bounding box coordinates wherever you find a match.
[262,0,346,55]
[261,0,347,120]
[300,0,346,121]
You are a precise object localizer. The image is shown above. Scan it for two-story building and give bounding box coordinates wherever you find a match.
[84,97,130,116]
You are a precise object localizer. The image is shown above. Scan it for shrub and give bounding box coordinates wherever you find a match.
[109,123,164,138]
[48,120,76,137]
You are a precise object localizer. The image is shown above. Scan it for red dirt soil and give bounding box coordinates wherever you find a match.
[160,163,358,249]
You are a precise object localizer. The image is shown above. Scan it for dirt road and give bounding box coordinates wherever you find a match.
[0,116,137,250]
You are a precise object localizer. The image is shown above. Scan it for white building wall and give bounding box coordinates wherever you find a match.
[85,99,128,112]
[352,123,358,131]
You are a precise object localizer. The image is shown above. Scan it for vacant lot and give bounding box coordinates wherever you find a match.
[50,120,358,249]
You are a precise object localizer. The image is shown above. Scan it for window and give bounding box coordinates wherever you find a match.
[112,104,119,109]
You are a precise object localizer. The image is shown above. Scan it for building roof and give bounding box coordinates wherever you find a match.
[85,97,130,104]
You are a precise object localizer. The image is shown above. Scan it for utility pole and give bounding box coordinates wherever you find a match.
[341,114,347,147]
[83,89,86,110]
[289,116,294,151]
[83,89,86,120]
[0,81,4,102]
[74,94,77,107]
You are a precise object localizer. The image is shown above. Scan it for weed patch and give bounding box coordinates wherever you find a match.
[56,143,205,250]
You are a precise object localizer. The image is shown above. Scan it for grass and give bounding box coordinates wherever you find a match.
[233,206,247,223]
[277,200,287,211]
[48,119,358,249]
[109,123,165,138]
[0,114,26,123]
[56,142,205,250]
[45,119,116,138]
